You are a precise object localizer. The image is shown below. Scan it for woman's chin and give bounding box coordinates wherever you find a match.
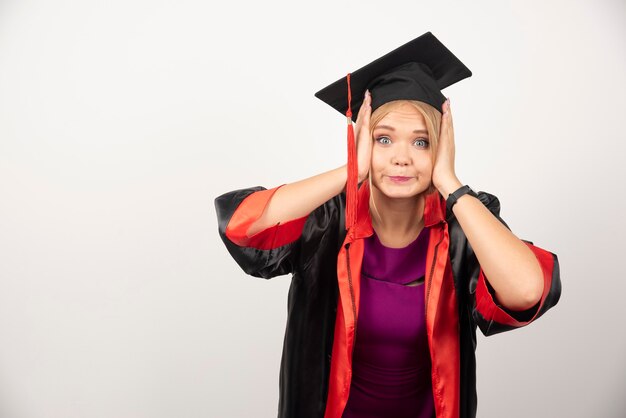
[376,184,425,199]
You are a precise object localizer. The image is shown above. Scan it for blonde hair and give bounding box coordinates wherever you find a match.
[367,100,442,224]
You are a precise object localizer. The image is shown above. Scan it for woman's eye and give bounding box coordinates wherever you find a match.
[414,138,429,148]
[376,136,391,145]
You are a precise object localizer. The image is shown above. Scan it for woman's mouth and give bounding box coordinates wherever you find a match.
[388,176,413,183]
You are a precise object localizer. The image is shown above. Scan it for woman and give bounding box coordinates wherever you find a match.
[215,32,561,418]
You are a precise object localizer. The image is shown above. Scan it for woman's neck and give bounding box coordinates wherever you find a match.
[369,185,426,248]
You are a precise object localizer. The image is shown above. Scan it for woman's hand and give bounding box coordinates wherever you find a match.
[432,98,462,198]
[355,90,372,183]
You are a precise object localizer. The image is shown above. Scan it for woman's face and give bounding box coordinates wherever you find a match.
[370,103,433,200]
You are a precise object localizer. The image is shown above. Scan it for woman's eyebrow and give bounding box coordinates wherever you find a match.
[374,124,429,135]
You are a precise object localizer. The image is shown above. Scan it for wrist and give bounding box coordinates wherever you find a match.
[446,185,479,213]
[436,177,463,200]
[357,169,369,184]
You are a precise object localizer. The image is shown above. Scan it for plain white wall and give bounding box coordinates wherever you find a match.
[0,0,624,417]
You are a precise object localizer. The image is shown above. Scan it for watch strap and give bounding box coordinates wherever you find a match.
[446,185,478,213]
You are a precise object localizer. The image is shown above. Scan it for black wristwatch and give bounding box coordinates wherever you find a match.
[446,185,478,213]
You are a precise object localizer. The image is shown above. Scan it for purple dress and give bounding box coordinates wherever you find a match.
[342,227,435,418]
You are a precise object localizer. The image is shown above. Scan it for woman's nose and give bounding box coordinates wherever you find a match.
[392,150,411,166]
[393,158,409,166]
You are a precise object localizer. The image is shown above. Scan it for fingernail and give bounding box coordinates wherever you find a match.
[365,89,369,98]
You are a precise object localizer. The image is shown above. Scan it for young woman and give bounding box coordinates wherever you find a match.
[215,32,561,418]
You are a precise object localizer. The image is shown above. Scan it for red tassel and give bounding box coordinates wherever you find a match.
[345,73,357,231]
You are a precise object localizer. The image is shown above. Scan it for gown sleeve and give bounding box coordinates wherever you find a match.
[214,184,344,279]
[453,191,562,336]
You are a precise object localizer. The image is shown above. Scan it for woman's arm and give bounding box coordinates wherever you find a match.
[433,99,543,312]
[247,90,373,237]
[440,178,544,311]
[246,165,348,237]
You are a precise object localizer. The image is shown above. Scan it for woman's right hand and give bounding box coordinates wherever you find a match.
[355,89,372,183]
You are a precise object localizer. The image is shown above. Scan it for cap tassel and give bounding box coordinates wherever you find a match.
[345,73,358,232]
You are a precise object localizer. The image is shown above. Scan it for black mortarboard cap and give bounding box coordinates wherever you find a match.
[315,31,472,122]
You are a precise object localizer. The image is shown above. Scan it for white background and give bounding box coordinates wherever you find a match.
[1,0,625,417]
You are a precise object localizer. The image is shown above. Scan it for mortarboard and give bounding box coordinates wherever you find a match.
[314,31,472,232]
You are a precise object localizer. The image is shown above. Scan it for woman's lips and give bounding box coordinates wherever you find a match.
[388,176,413,183]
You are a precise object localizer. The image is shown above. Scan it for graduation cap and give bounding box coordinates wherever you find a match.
[314,31,472,232]
[315,31,472,121]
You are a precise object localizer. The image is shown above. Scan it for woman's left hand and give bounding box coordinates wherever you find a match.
[432,98,462,198]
